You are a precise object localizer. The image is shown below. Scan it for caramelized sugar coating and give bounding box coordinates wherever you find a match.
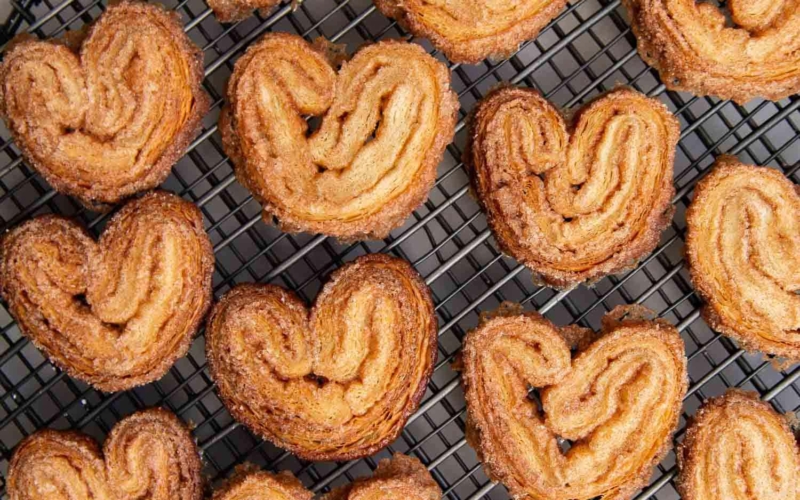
[7,409,203,500]
[465,87,678,289]
[461,304,688,500]
[622,0,800,103]
[373,0,567,64]
[206,254,437,461]
[322,454,441,500]
[686,156,800,360]
[677,390,800,500]
[0,191,215,392]
[220,33,458,240]
[213,469,313,500]
[0,1,209,210]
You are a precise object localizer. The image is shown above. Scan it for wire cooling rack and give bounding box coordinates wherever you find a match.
[0,0,798,498]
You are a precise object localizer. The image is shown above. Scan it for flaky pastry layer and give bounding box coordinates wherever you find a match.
[622,0,800,103]
[0,191,215,392]
[7,408,203,500]
[677,389,800,500]
[221,33,458,240]
[686,155,800,360]
[0,1,209,209]
[206,254,437,460]
[460,304,688,500]
[465,86,678,289]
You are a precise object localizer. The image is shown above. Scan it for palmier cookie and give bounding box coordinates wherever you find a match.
[0,191,215,392]
[220,33,458,241]
[206,254,437,461]
[460,304,687,500]
[373,0,567,64]
[7,408,203,500]
[686,155,800,360]
[622,0,800,103]
[0,1,209,209]
[677,389,800,500]
[465,87,679,289]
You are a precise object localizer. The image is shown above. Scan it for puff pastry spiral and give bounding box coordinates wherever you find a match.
[7,408,203,500]
[0,1,209,209]
[622,0,800,103]
[322,454,441,500]
[686,156,800,360]
[465,87,679,289]
[0,191,215,392]
[373,0,567,64]
[677,389,800,500]
[221,33,458,240]
[206,254,437,460]
[461,304,688,500]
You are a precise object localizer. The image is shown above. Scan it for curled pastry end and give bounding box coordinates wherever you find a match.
[462,305,687,500]
[206,254,437,460]
[686,155,800,360]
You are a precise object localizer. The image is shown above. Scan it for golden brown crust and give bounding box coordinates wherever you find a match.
[0,1,209,209]
[464,86,678,289]
[322,454,441,500]
[206,254,437,461]
[372,0,567,64]
[685,155,800,361]
[460,304,688,500]
[676,389,800,500]
[221,33,458,241]
[207,0,281,22]
[7,408,203,500]
[0,191,215,392]
[622,0,800,103]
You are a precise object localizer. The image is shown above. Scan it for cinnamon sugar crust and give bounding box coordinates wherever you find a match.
[464,86,679,289]
[622,0,800,103]
[0,1,210,210]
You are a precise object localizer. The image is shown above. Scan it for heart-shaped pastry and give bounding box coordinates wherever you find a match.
[686,156,800,360]
[622,0,800,103]
[220,33,458,240]
[677,390,800,500]
[374,0,567,64]
[0,1,209,209]
[464,87,679,289]
[206,254,437,461]
[207,0,280,23]
[212,468,313,500]
[7,408,203,500]
[0,191,215,392]
[460,304,688,500]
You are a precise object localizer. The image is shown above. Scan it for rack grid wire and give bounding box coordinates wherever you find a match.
[0,0,798,498]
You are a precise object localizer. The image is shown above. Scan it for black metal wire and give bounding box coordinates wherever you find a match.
[0,1,798,499]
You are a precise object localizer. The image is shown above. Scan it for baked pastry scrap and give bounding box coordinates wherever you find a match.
[0,1,209,209]
[464,87,679,289]
[686,155,800,360]
[206,254,437,461]
[373,0,567,64]
[207,0,281,23]
[677,389,800,500]
[0,191,215,392]
[7,408,203,500]
[460,304,688,500]
[622,0,800,103]
[321,454,441,500]
[220,33,458,240]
